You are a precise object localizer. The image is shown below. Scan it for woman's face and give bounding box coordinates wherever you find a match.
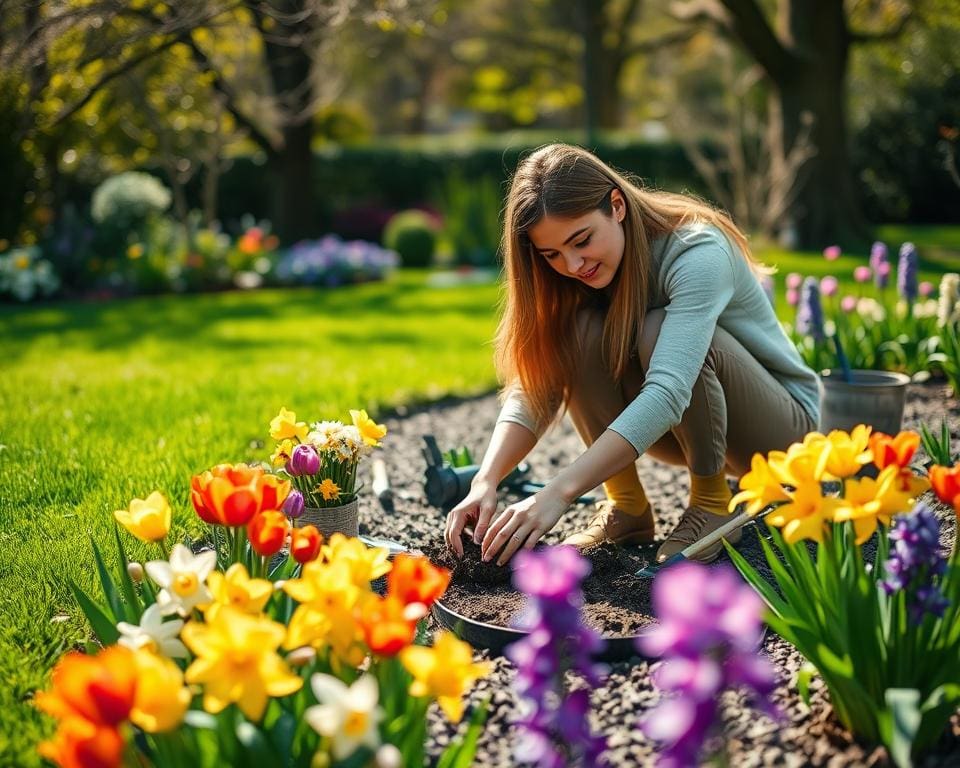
[527,189,626,290]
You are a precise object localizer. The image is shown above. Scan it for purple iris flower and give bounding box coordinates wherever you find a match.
[897,242,918,302]
[795,277,825,342]
[637,563,778,766]
[507,546,608,767]
[881,503,948,622]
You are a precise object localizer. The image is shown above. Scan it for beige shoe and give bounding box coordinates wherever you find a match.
[655,505,743,564]
[562,500,656,548]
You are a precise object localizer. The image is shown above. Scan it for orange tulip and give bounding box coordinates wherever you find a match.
[930,463,960,512]
[191,464,290,526]
[35,647,137,728]
[358,595,418,656]
[37,717,124,768]
[248,511,289,557]
[290,526,323,564]
[387,554,451,609]
[870,431,920,470]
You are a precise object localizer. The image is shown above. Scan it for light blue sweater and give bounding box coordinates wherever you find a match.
[497,223,821,455]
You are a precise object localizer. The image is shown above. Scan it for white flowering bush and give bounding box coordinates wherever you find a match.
[0,246,60,301]
[91,171,172,229]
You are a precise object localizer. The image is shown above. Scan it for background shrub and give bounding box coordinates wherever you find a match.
[383,209,437,267]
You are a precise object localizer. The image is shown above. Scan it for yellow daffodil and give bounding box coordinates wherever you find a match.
[114,491,171,543]
[322,533,392,588]
[767,441,831,487]
[399,631,490,722]
[283,560,366,664]
[317,478,341,501]
[305,673,383,759]
[205,563,274,620]
[130,649,191,733]
[765,481,842,543]
[834,466,915,544]
[269,407,308,442]
[820,425,873,479]
[350,409,387,447]
[270,439,294,468]
[729,453,790,515]
[182,606,302,721]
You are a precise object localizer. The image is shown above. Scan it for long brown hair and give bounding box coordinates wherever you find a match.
[495,143,764,431]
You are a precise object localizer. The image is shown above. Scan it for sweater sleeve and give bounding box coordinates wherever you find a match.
[495,386,542,438]
[608,229,737,455]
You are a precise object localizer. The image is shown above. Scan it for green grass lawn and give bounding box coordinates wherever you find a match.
[1,226,957,765]
[0,271,500,764]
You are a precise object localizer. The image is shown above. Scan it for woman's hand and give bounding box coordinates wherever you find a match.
[480,488,569,566]
[444,479,499,557]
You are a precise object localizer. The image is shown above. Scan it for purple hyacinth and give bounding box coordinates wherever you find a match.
[637,563,778,768]
[507,546,608,767]
[881,503,948,623]
[288,443,320,476]
[871,242,889,289]
[897,242,919,302]
[795,276,825,342]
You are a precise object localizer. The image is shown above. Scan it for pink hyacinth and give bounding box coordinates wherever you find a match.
[919,281,934,298]
[820,276,839,297]
[841,295,857,314]
[786,288,800,307]
[785,273,803,290]
[853,266,872,283]
[823,245,841,261]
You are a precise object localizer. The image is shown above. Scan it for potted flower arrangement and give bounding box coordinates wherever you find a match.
[36,462,490,768]
[268,407,387,539]
[725,425,960,766]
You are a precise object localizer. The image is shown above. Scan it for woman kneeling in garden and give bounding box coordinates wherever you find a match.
[445,143,820,565]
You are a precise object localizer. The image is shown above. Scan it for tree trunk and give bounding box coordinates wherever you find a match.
[268,120,314,243]
[773,0,867,248]
[259,4,317,243]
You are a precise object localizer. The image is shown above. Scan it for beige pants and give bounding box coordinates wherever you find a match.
[567,307,816,477]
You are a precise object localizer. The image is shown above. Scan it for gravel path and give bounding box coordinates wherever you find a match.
[357,383,960,767]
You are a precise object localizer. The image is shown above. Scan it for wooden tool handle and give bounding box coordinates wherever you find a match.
[679,510,751,559]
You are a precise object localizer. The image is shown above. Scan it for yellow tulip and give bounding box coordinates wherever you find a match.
[205,563,274,620]
[399,631,490,722]
[765,481,842,544]
[322,534,392,588]
[834,466,915,544]
[114,491,171,543]
[182,606,302,721]
[821,425,873,479]
[729,453,790,515]
[130,650,191,733]
[269,407,308,442]
[350,409,387,446]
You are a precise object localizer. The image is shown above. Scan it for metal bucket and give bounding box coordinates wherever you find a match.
[819,369,911,435]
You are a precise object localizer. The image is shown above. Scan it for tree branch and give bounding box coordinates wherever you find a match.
[622,28,697,58]
[51,34,184,126]
[849,8,914,43]
[180,33,279,154]
[716,0,792,83]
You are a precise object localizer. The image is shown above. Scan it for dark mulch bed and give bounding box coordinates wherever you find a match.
[358,382,960,767]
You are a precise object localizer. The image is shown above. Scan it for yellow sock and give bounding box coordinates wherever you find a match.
[602,466,650,517]
[689,470,733,515]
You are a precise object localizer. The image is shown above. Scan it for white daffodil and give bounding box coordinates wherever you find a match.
[145,544,216,617]
[117,603,188,658]
[304,673,383,760]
